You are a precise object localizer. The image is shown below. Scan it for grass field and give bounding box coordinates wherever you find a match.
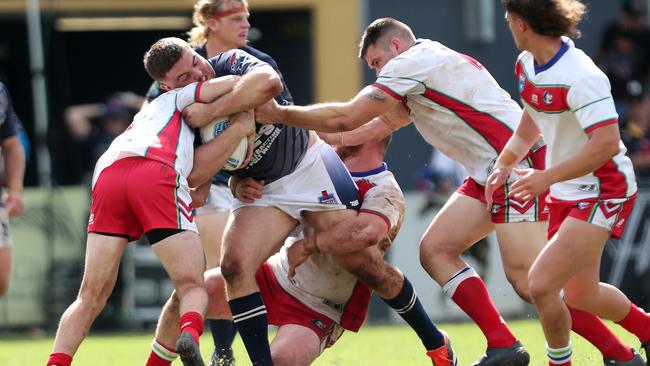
[0,319,645,365]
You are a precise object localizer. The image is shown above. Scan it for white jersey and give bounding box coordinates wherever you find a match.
[374,39,524,185]
[92,82,203,187]
[267,163,405,326]
[516,38,637,200]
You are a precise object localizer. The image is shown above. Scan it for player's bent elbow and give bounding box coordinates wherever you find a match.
[259,74,283,101]
[352,221,386,249]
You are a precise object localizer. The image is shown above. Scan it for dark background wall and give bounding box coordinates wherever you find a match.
[365,0,620,190]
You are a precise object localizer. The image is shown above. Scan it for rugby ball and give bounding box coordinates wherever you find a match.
[199,116,248,171]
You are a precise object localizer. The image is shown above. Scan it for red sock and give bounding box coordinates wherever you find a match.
[179,311,204,344]
[451,277,516,348]
[145,352,172,366]
[616,303,650,343]
[568,307,633,360]
[146,339,178,366]
[549,361,571,366]
[47,352,72,366]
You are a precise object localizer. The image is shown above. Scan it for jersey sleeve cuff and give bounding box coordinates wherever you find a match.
[359,209,391,232]
[194,81,205,103]
[584,118,617,134]
[372,83,405,101]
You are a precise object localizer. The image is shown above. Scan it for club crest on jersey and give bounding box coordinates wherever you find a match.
[518,73,526,93]
[543,91,553,105]
[318,190,338,205]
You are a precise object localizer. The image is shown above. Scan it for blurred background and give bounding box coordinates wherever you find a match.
[0,0,649,333]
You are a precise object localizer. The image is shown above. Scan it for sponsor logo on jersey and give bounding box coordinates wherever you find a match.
[578,184,598,192]
[531,94,539,105]
[543,91,553,105]
[88,213,95,225]
[491,204,502,214]
[616,218,626,227]
[518,73,526,93]
[318,190,338,205]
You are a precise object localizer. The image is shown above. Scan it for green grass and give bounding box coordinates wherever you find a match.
[0,319,644,365]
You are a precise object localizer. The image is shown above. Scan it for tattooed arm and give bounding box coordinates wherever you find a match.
[254,85,408,132]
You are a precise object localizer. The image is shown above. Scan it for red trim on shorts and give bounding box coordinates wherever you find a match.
[88,157,189,240]
[457,176,548,223]
[547,194,636,240]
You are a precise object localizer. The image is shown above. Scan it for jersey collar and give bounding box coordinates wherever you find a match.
[350,162,388,177]
[533,40,569,75]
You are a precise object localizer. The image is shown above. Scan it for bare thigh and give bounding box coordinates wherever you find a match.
[529,217,610,300]
[196,211,229,268]
[79,233,129,299]
[420,192,494,284]
[221,206,298,297]
[270,324,321,366]
[494,221,548,301]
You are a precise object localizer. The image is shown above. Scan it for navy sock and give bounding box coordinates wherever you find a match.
[382,276,445,350]
[229,292,272,366]
[209,319,237,359]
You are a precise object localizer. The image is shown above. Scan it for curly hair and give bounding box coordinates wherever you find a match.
[502,0,587,38]
[187,0,249,47]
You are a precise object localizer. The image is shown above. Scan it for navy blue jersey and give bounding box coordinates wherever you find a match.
[0,82,23,141]
[209,49,308,182]
[145,45,305,184]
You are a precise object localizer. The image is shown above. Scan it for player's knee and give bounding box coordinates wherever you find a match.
[504,269,532,303]
[527,272,554,302]
[563,288,593,311]
[204,270,225,299]
[220,258,243,286]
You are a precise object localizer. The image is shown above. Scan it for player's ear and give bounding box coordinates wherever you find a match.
[206,17,219,31]
[159,83,173,91]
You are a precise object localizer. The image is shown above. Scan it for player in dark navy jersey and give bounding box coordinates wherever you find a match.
[0,82,26,300]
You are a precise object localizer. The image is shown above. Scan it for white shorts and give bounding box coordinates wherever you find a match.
[231,139,360,220]
[0,207,11,249]
[194,184,233,216]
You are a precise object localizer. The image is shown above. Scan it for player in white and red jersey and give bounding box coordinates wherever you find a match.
[485,1,650,365]
[255,17,641,366]
[46,38,256,366]
[148,135,457,366]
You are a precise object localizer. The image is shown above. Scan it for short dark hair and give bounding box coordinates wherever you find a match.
[358,17,414,59]
[143,37,190,81]
[502,0,587,38]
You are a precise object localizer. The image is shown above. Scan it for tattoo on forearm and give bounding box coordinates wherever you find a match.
[365,89,387,102]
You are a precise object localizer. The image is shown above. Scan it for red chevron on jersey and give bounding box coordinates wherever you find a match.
[516,61,569,113]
